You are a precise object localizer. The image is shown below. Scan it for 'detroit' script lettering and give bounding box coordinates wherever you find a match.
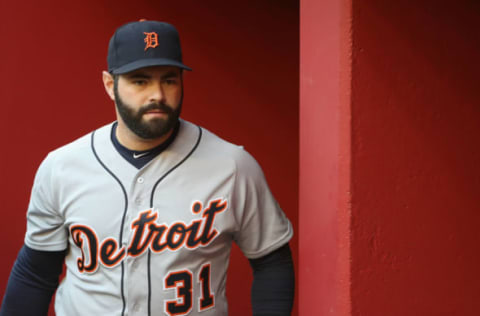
[70,198,227,273]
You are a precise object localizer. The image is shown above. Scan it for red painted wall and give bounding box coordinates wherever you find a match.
[351,1,480,315]
[299,0,351,315]
[0,1,299,315]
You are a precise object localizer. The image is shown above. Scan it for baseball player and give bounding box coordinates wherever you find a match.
[0,20,294,316]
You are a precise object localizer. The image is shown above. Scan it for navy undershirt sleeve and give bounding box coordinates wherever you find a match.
[248,244,295,316]
[0,245,66,316]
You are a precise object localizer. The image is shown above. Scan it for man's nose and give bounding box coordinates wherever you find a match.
[148,81,165,103]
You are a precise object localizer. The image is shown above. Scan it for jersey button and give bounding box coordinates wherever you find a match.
[135,198,142,205]
[137,177,144,184]
[132,260,139,270]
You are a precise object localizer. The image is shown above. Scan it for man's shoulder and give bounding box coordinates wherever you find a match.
[181,120,262,172]
[181,120,247,157]
[45,123,113,163]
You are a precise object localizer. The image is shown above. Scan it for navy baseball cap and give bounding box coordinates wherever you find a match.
[107,20,192,74]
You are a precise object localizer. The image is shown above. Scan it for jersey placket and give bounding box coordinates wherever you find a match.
[125,171,152,316]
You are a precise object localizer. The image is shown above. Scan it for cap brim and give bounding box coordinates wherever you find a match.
[111,58,192,74]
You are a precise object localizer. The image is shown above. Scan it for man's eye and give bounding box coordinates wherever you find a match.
[133,80,147,85]
[164,79,177,85]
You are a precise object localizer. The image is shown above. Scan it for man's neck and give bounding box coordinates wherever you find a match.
[115,122,174,151]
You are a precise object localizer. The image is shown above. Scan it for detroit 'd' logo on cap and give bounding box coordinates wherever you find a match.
[143,31,159,51]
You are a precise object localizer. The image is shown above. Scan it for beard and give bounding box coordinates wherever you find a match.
[114,81,182,140]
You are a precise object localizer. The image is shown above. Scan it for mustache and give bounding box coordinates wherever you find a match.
[138,102,174,116]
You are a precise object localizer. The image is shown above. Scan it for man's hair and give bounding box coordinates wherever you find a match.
[112,73,119,86]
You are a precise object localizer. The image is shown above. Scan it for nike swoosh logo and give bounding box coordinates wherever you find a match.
[133,152,150,159]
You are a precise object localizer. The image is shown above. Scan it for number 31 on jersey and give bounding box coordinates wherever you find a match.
[164,263,214,315]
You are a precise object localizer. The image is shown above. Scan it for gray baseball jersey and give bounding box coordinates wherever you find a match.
[24,119,293,316]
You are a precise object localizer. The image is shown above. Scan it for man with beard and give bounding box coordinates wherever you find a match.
[0,20,294,316]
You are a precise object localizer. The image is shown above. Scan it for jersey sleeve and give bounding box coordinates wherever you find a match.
[231,148,293,259]
[24,154,68,251]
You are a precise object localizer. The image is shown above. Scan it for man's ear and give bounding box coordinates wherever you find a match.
[102,71,115,101]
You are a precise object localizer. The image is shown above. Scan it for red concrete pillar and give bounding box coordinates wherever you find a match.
[299,0,351,315]
[350,1,480,315]
[301,0,480,315]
